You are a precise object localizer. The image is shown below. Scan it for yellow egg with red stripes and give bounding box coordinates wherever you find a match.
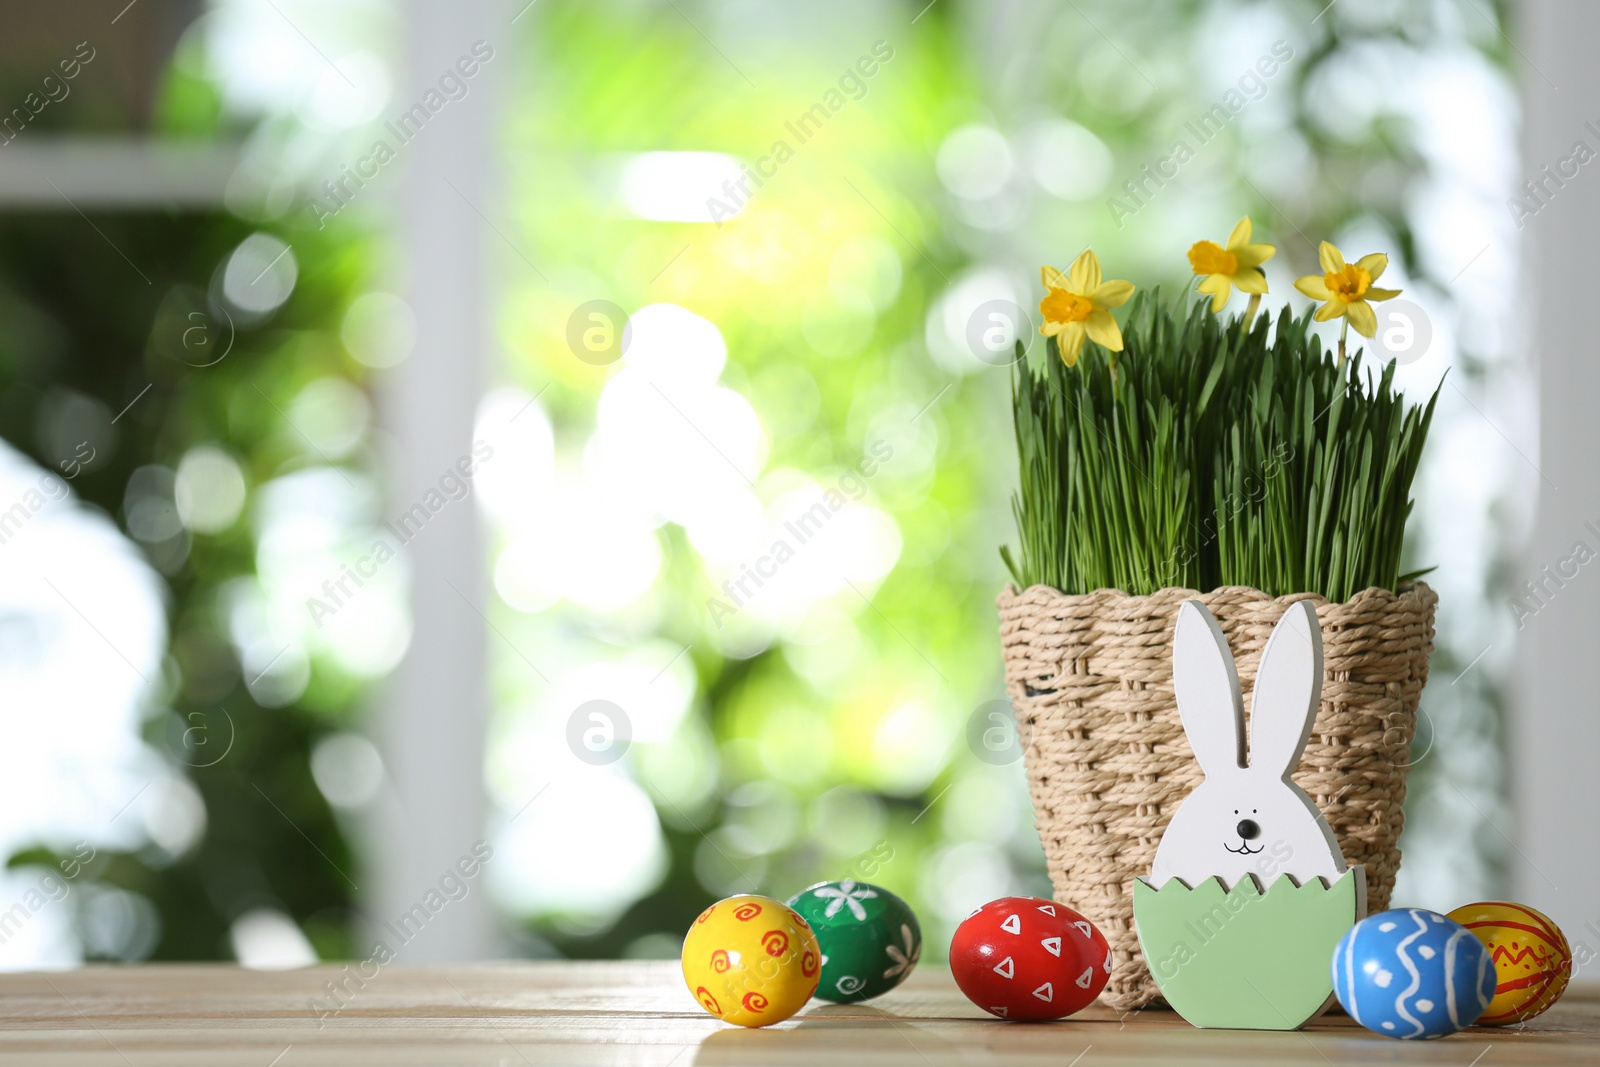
[681,894,821,1027]
[1446,901,1572,1025]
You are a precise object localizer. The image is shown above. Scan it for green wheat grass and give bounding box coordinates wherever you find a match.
[1001,291,1439,601]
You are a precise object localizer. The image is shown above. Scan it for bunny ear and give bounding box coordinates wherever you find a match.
[1172,600,1245,777]
[1247,600,1324,779]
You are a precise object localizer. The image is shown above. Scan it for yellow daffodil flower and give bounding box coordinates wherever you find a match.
[1293,242,1402,339]
[1188,217,1276,313]
[1039,250,1135,367]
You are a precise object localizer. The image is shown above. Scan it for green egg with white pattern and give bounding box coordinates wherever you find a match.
[787,880,921,1003]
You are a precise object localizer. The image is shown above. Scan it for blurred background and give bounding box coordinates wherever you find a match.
[0,0,1560,970]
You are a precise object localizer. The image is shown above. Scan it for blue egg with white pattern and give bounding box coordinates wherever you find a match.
[1331,909,1496,1040]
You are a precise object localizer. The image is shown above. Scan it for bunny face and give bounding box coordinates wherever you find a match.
[1149,600,1349,892]
[1154,768,1343,890]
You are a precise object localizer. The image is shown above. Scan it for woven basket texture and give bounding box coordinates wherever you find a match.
[996,582,1437,1011]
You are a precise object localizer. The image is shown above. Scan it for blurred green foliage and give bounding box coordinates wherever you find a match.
[496,4,1039,959]
[0,211,366,959]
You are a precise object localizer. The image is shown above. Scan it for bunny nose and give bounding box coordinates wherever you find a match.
[1236,819,1260,840]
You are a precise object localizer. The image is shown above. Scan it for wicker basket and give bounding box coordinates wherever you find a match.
[996,582,1437,1012]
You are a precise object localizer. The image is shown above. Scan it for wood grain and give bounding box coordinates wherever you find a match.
[0,962,1592,1065]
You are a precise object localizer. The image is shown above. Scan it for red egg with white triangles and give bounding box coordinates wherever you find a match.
[949,896,1112,1021]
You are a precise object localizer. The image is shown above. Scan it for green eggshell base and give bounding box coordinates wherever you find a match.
[1134,868,1365,1030]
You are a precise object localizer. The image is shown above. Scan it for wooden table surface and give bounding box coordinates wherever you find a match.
[0,961,1595,1065]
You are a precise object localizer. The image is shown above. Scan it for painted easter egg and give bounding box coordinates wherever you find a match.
[787,880,921,1003]
[681,895,821,1027]
[1446,901,1571,1026]
[1332,909,1496,1039]
[949,896,1111,1020]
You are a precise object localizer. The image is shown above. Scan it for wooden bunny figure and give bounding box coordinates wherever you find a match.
[1134,599,1367,1030]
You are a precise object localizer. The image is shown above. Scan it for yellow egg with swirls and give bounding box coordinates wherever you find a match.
[681,894,821,1027]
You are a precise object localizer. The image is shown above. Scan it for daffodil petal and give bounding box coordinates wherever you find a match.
[1355,253,1387,282]
[1313,300,1345,322]
[1085,309,1123,351]
[1040,319,1064,337]
[1057,324,1086,366]
[1041,265,1068,289]
[1197,274,1228,295]
[1232,243,1277,268]
[1295,275,1332,300]
[1069,249,1101,293]
[1226,217,1252,249]
[1318,241,1344,273]
[1234,269,1268,295]
[1366,286,1403,301]
[1093,279,1135,309]
[1346,299,1378,337]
